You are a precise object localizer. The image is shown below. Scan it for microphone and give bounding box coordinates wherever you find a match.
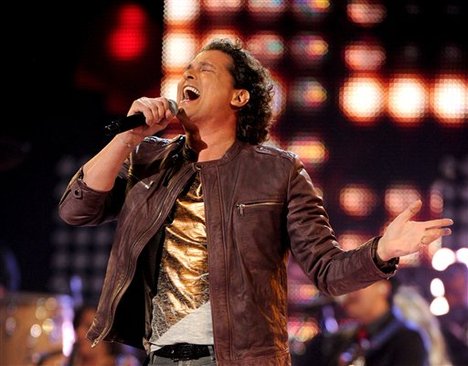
[104,99,178,136]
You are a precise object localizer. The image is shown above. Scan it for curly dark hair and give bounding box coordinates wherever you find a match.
[201,38,275,145]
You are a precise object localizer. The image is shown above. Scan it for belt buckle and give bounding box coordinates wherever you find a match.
[173,344,195,361]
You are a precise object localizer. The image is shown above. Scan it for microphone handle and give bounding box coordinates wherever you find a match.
[103,99,178,136]
[104,113,145,136]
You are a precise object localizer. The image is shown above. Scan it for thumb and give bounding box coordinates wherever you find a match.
[398,199,422,222]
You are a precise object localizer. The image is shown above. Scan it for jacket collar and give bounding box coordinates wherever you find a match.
[181,136,247,168]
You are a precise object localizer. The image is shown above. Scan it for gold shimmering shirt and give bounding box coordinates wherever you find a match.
[149,171,213,348]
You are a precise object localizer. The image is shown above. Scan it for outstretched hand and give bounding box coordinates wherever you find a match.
[377,200,454,261]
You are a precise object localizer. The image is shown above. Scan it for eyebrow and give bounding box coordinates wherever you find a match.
[185,61,216,71]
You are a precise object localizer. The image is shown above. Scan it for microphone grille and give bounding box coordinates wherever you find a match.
[168,99,179,116]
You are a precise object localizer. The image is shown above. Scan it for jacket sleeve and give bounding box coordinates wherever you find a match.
[58,135,181,227]
[58,164,129,227]
[286,156,397,296]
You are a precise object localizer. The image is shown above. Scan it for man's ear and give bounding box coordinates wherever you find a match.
[231,89,250,108]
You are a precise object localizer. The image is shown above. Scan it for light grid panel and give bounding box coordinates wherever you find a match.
[49,155,115,305]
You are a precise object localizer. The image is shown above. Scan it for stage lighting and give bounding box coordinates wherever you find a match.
[339,183,377,217]
[430,296,449,316]
[107,4,149,61]
[344,38,385,71]
[160,75,179,101]
[290,33,328,67]
[387,75,428,126]
[432,247,456,271]
[287,134,328,167]
[456,248,468,266]
[291,0,331,22]
[384,183,421,217]
[203,0,243,13]
[162,33,198,72]
[164,0,200,24]
[430,278,445,297]
[291,77,327,110]
[247,0,287,20]
[338,231,372,251]
[347,0,386,27]
[247,32,285,66]
[431,75,467,126]
[288,316,320,345]
[340,75,385,124]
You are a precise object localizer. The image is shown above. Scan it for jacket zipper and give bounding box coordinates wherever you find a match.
[92,163,196,347]
[236,201,282,216]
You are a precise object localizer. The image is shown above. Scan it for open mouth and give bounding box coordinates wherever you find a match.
[183,86,201,101]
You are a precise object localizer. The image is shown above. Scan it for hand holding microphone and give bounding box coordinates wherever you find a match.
[104,97,179,136]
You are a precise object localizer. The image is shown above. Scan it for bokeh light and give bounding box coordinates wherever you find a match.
[247,0,287,20]
[339,183,377,217]
[347,0,386,27]
[162,33,198,72]
[432,247,457,271]
[340,75,385,124]
[384,184,421,217]
[247,32,285,66]
[290,33,329,67]
[107,4,149,61]
[291,78,327,111]
[338,231,372,251]
[344,39,386,71]
[430,296,449,316]
[430,277,445,297]
[203,0,243,12]
[288,134,328,166]
[456,248,468,266]
[387,75,428,125]
[431,75,467,126]
[291,0,331,21]
[164,0,200,24]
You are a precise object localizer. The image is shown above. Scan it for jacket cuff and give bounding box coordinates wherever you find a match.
[371,237,399,274]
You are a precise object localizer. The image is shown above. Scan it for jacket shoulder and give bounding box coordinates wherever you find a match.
[141,134,184,148]
[131,135,184,163]
[253,143,298,162]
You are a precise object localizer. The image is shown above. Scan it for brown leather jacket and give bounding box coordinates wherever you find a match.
[58,135,396,366]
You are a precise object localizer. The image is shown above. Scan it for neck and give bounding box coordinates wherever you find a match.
[185,126,237,162]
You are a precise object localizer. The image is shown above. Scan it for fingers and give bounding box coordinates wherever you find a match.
[395,199,422,223]
[424,218,454,230]
[424,226,452,238]
[419,225,453,248]
[129,97,175,126]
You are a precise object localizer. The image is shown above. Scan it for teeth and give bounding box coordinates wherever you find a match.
[183,86,200,99]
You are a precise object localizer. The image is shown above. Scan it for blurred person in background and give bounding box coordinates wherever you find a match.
[438,262,468,366]
[393,284,452,366]
[38,304,143,366]
[293,278,433,366]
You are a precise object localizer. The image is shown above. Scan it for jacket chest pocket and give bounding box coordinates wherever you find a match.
[235,200,283,216]
[233,199,285,268]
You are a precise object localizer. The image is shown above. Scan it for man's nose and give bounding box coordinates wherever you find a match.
[183,69,195,80]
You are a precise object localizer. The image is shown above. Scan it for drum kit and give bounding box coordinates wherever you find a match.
[0,292,75,366]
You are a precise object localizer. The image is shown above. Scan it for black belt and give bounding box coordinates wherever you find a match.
[153,343,213,361]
